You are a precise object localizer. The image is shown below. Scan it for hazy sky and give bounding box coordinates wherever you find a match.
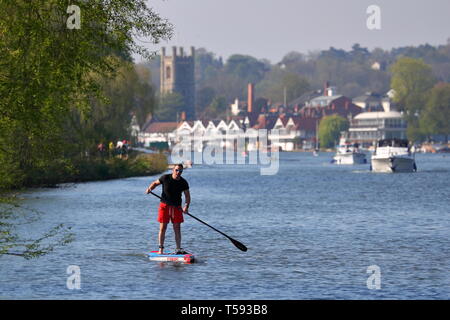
[139,0,450,63]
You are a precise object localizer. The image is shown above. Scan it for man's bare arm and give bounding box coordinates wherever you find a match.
[146,179,161,194]
[183,189,191,212]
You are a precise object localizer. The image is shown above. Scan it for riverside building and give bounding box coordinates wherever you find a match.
[348,111,407,147]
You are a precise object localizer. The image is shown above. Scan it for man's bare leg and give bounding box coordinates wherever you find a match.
[158,223,168,253]
[173,223,181,252]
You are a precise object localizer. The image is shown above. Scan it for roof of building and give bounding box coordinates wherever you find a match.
[308,95,343,106]
[143,121,180,133]
[289,90,322,107]
[353,92,384,103]
[354,111,404,120]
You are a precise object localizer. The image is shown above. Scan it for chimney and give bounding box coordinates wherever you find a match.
[161,47,166,57]
[172,46,177,57]
[180,111,186,121]
[179,47,184,56]
[247,83,254,114]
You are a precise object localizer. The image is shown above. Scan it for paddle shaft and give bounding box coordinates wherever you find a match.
[184,211,232,240]
[149,191,247,251]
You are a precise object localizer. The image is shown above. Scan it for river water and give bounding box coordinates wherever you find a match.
[1,152,449,299]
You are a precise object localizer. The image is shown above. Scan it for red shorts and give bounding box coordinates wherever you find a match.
[157,202,184,223]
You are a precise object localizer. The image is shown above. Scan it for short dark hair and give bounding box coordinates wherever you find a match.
[174,163,184,169]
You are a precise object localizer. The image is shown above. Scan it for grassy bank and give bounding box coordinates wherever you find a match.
[59,151,168,185]
[1,151,168,191]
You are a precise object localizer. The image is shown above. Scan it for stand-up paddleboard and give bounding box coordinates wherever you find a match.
[148,251,195,263]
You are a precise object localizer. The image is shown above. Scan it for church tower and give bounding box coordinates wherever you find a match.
[160,46,196,120]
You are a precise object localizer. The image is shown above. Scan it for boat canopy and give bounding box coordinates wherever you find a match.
[377,139,409,148]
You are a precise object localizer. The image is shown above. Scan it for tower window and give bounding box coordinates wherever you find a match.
[166,66,171,79]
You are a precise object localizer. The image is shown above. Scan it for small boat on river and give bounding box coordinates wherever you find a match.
[333,136,367,165]
[371,139,417,173]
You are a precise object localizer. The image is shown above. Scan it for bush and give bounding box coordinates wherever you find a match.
[0,151,168,190]
[129,153,168,176]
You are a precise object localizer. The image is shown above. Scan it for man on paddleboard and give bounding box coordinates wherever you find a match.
[146,164,190,254]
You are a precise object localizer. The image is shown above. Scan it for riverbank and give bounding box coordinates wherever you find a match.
[52,151,168,185]
[0,151,168,192]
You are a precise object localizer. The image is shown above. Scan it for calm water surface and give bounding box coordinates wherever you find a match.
[1,152,449,299]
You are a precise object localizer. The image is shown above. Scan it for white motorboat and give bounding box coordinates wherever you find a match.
[333,137,367,165]
[371,139,417,173]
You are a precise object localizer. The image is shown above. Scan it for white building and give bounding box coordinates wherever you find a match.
[137,117,303,152]
[348,111,407,147]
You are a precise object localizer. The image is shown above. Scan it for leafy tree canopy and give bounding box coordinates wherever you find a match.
[318,115,349,149]
[420,83,450,141]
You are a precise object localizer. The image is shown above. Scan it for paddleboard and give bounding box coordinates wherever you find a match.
[148,251,195,263]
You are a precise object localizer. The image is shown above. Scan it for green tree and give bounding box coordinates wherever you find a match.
[1,0,172,259]
[195,48,223,84]
[134,64,159,128]
[206,72,247,102]
[0,0,172,190]
[257,69,310,104]
[196,86,217,117]
[420,83,450,141]
[71,61,158,151]
[318,115,349,149]
[225,54,269,84]
[155,92,185,121]
[390,57,436,141]
[350,43,370,63]
[281,73,310,103]
[203,96,228,119]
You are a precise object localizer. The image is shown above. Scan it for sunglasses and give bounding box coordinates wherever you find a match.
[175,169,183,173]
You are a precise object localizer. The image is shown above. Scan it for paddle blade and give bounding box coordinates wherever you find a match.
[230,238,248,252]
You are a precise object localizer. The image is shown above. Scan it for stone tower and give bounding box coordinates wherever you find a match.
[160,46,196,120]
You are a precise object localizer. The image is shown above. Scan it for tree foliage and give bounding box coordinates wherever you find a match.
[154,92,185,122]
[390,57,436,113]
[0,0,172,190]
[196,86,216,117]
[420,83,450,141]
[390,57,436,141]
[318,115,349,149]
[73,62,158,151]
[225,54,269,84]
[257,69,310,104]
[203,96,228,119]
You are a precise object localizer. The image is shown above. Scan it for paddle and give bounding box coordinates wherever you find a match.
[149,191,247,252]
